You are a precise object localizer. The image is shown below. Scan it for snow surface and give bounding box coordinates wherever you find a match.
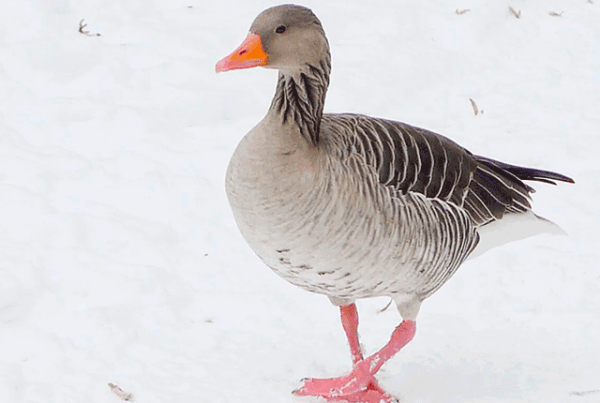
[1,1,599,402]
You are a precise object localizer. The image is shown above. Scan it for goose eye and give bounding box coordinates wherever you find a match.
[275,25,286,34]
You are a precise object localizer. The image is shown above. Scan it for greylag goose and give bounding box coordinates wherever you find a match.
[216,5,574,403]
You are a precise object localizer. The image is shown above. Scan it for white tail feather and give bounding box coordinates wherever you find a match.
[468,211,566,260]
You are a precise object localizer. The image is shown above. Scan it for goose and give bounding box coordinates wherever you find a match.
[215,5,574,403]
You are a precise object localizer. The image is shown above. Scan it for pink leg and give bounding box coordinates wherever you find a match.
[338,304,392,401]
[355,320,416,377]
[340,304,363,365]
[294,304,416,401]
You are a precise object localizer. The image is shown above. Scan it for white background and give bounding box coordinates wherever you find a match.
[0,1,598,402]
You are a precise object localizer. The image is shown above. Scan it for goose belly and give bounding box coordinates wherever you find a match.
[227,185,406,299]
[226,150,478,300]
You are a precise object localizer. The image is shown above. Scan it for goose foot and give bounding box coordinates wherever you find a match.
[294,377,396,402]
[293,360,397,402]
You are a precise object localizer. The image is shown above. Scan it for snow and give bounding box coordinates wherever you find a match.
[0,1,598,402]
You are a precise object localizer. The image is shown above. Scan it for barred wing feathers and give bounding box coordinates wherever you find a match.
[321,114,573,227]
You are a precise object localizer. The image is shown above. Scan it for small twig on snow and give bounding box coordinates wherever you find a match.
[569,390,600,396]
[378,298,394,313]
[79,19,101,36]
[108,383,134,401]
[508,6,521,19]
[549,11,563,17]
[469,98,479,116]
[455,9,471,15]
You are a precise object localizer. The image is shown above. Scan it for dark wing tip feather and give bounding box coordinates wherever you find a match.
[523,170,575,185]
[474,155,575,186]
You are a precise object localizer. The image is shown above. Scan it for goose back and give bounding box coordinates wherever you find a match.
[319,113,551,227]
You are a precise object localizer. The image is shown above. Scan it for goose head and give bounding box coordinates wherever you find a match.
[215,4,329,76]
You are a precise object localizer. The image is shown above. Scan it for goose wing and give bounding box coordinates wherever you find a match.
[320,113,572,227]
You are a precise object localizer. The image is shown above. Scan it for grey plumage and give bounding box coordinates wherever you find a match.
[217,5,574,401]
[222,3,573,313]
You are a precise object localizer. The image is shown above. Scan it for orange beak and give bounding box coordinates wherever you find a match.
[215,33,268,73]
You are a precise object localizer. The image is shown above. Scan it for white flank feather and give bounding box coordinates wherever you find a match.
[468,211,566,260]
